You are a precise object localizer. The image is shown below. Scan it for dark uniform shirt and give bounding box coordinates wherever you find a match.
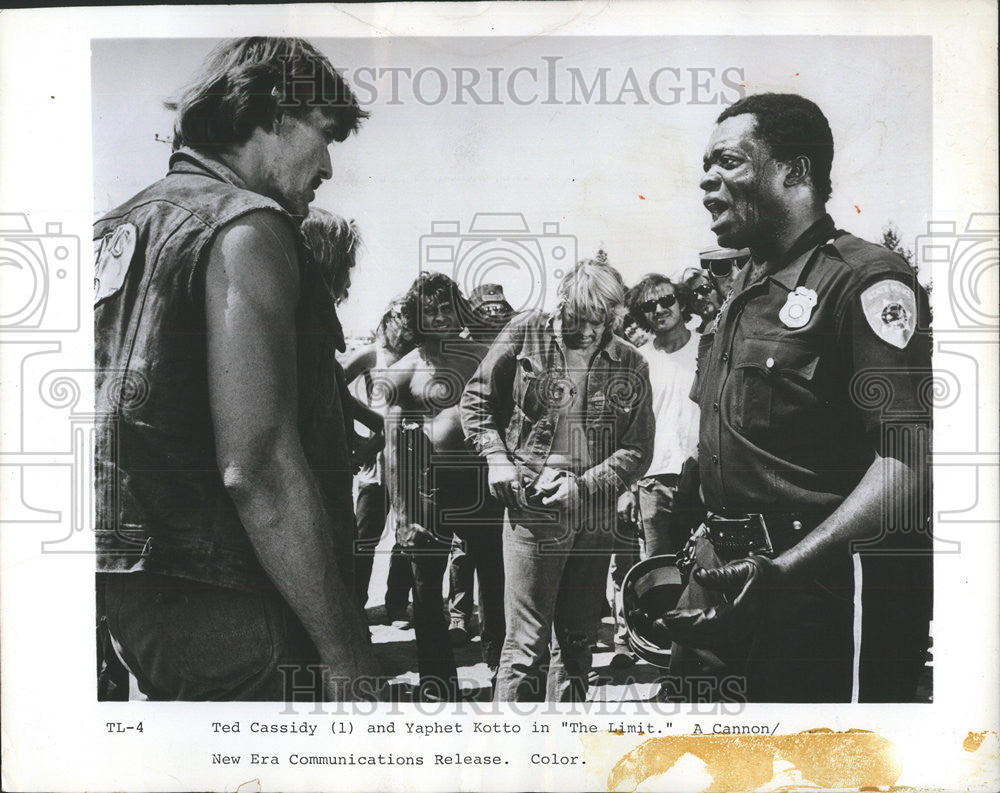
[694,215,931,553]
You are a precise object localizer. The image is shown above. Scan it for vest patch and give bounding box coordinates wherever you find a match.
[860,279,916,349]
[94,222,137,304]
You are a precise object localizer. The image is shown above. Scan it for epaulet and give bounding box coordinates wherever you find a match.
[823,232,911,277]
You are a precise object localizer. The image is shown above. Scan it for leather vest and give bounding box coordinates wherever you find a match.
[94,148,354,590]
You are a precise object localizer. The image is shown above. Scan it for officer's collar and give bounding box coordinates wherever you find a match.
[168,147,251,191]
[548,313,622,362]
[764,214,837,291]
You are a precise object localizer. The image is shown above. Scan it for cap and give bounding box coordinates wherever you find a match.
[698,245,751,261]
[698,245,751,277]
[469,283,514,321]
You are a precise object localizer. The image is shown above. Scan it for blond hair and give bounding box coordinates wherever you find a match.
[301,208,361,303]
[556,257,627,329]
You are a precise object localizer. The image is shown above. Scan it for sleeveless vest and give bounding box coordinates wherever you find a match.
[94,148,354,590]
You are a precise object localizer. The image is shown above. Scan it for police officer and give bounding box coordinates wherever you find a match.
[635,93,932,702]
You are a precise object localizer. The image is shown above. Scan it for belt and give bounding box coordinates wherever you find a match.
[645,473,680,488]
[705,513,774,559]
[703,510,822,559]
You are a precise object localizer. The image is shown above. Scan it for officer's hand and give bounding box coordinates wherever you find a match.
[617,490,638,525]
[539,472,580,509]
[656,555,779,649]
[486,452,519,508]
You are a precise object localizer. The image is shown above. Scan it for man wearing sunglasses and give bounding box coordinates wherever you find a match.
[700,246,749,298]
[607,276,701,667]
[620,277,701,553]
[633,93,932,703]
[682,247,749,333]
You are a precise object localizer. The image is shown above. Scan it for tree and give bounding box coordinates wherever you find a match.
[881,221,931,296]
[880,222,914,268]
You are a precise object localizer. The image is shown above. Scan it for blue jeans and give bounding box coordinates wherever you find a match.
[354,482,413,613]
[637,474,683,558]
[494,503,613,702]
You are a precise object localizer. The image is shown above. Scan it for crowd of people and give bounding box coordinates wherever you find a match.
[323,238,742,701]
[95,37,932,705]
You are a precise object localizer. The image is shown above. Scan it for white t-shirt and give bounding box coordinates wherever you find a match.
[639,332,701,477]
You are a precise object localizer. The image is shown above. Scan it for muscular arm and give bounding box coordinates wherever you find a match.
[655,450,922,649]
[778,453,914,578]
[205,211,376,698]
[342,344,377,385]
[348,393,384,434]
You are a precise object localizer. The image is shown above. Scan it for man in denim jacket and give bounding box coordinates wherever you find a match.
[462,259,654,701]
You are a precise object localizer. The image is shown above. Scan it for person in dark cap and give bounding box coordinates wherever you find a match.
[683,247,750,333]
[466,282,516,344]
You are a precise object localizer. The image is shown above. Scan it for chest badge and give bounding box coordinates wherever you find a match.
[778,286,817,329]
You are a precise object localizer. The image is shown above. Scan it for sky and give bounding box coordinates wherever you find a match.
[92,36,931,336]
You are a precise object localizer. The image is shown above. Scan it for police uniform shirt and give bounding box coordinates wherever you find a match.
[695,214,931,552]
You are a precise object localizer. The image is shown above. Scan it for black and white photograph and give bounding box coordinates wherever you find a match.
[1,3,998,791]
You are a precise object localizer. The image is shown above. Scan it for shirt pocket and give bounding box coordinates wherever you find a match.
[692,331,716,403]
[728,337,821,442]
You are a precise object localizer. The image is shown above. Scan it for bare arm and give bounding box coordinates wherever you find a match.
[205,211,377,699]
[777,453,909,578]
[342,344,377,385]
[657,453,920,649]
[349,393,384,434]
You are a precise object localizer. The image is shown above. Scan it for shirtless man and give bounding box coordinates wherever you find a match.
[382,273,505,700]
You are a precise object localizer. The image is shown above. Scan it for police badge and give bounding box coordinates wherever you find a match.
[778,286,818,328]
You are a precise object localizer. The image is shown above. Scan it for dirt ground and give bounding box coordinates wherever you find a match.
[364,527,932,704]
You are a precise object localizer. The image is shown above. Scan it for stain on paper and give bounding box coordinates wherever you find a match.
[603,728,901,792]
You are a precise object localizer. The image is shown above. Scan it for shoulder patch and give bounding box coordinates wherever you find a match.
[860,279,916,349]
[94,222,137,304]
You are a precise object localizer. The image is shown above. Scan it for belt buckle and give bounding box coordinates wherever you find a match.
[707,513,774,558]
[745,513,774,556]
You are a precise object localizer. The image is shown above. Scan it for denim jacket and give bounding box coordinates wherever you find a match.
[461,310,654,499]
